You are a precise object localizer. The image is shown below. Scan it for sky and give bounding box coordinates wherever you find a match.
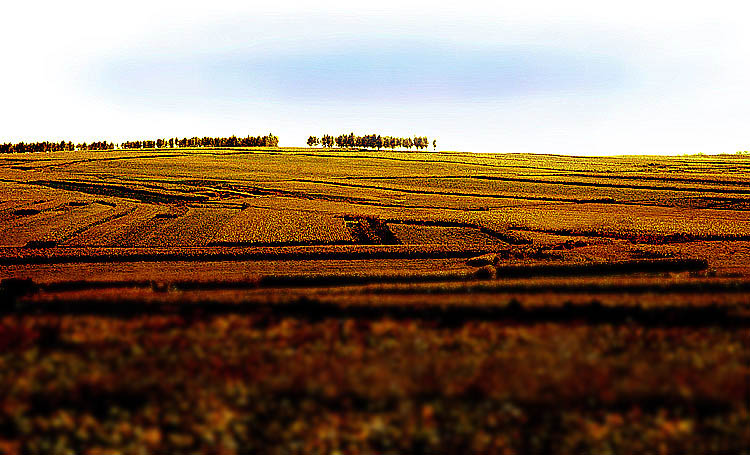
[2,0,750,155]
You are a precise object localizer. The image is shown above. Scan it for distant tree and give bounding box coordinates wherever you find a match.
[265,133,279,147]
[300,133,433,151]
[433,139,437,151]
[320,134,334,148]
[413,136,428,150]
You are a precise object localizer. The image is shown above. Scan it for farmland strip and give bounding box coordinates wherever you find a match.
[12,153,193,170]
[341,173,750,191]
[6,292,750,327]
[292,179,614,204]
[28,275,750,295]
[59,205,138,244]
[0,245,498,265]
[28,180,209,203]
[510,227,750,244]
[4,259,709,293]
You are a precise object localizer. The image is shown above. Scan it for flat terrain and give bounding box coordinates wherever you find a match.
[0,148,749,453]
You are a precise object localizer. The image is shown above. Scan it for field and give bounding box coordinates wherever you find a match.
[0,147,749,453]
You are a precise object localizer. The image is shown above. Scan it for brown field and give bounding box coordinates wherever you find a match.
[0,148,749,453]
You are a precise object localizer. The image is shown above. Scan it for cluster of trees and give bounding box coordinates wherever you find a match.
[0,141,74,154]
[0,134,279,153]
[79,141,116,151]
[307,133,435,150]
[120,134,278,150]
[0,140,118,153]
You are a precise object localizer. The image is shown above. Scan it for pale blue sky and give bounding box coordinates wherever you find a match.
[3,0,750,154]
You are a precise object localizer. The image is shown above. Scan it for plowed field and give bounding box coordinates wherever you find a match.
[0,148,748,454]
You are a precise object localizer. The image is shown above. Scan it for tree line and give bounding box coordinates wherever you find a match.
[121,134,278,150]
[0,141,77,154]
[0,134,279,154]
[307,133,435,150]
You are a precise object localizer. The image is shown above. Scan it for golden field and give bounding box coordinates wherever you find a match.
[0,148,749,453]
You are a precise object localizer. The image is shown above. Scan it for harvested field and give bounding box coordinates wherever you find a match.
[388,223,508,247]
[212,207,352,246]
[0,148,749,453]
